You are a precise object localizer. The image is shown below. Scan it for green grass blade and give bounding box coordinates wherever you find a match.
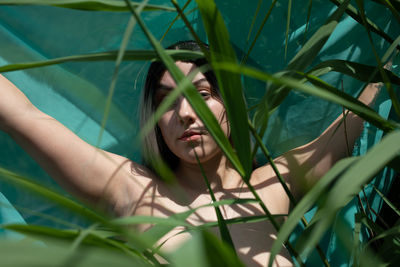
[213,62,399,132]
[113,198,257,248]
[195,0,252,178]
[287,0,350,71]
[329,0,398,47]
[241,0,278,65]
[307,59,400,85]
[3,223,144,260]
[268,157,358,266]
[284,0,292,62]
[302,0,313,45]
[355,0,400,118]
[352,212,362,265]
[199,214,286,228]
[0,232,150,266]
[368,223,400,244]
[253,0,350,142]
[0,167,106,223]
[124,0,244,177]
[0,50,203,73]
[0,0,175,12]
[161,0,193,42]
[373,0,400,25]
[248,121,296,205]
[169,230,245,267]
[382,0,400,23]
[245,0,263,44]
[295,130,400,258]
[373,185,400,217]
[0,201,83,229]
[96,1,147,147]
[170,0,210,59]
[193,147,236,252]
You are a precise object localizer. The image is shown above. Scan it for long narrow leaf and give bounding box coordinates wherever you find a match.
[124,0,244,178]
[0,50,203,73]
[241,0,278,65]
[254,0,351,141]
[373,186,400,217]
[0,0,175,12]
[268,157,358,266]
[97,1,147,147]
[213,62,399,132]
[284,0,292,61]
[329,0,398,47]
[295,130,400,258]
[287,0,350,71]
[307,59,400,85]
[195,0,252,178]
[0,167,106,223]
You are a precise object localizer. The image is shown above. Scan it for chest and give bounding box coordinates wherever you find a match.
[132,188,291,266]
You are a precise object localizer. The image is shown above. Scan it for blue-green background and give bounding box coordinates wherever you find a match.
[0,1,398,266]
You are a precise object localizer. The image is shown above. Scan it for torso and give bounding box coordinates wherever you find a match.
[127,163,293,267]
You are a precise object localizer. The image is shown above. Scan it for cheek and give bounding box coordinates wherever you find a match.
[209,102,229,135]
[157,113,171,135]
[157,111,176,145]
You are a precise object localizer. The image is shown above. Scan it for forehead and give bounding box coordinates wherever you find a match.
[159,61,207,87]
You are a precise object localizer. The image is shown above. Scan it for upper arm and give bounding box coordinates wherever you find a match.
[0,74,152,215]
[10,112,152,215]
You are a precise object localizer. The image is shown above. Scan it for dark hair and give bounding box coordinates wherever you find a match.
[140,40,220,173]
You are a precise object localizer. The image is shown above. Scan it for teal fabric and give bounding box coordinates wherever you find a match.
[0,0,398,264]
[0,192,26,240]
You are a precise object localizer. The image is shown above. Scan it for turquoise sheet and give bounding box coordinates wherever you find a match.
[0,0,398,265]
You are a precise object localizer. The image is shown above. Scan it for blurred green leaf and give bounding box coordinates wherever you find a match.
[0,168,106,223]
[97,3,145,147]
[284,0,292,61]
[287,0,350,71]
[241,0,278,65]
[0,238,150,267]
[169,230,245,267]
[355,0,400,118]
[254,0,351,139]
[124,0,245,178]
[0,0,175,11]
[196,0,252,178]
[296,130,400,258]
[0,50,203,73]
[307,59,400,85]
[268,157,358,266]
[373,186,400,217]
[214,62,399,132]
[371,0,400,25]
[329,0,398,46]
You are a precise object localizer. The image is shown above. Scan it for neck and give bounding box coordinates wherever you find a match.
[175,152,241,193]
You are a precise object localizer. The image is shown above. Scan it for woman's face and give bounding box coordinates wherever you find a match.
[156,61,229,164]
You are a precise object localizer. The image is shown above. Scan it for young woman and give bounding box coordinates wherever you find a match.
[0,40,382,266]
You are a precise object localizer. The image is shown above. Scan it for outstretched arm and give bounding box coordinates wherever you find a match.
[276,78,383,197]
[0,74,146,216]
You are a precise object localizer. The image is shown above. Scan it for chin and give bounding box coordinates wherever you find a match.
[180,146,221,164]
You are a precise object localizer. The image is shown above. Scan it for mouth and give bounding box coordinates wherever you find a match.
[178,129,207,141]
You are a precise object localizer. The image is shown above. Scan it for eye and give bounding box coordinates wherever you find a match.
[200,91,211,99]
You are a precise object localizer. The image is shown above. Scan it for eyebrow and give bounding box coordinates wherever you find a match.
[157,78,209,91]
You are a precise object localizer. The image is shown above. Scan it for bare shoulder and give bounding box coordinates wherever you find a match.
[250,162,291,215]
[99,151,161,217]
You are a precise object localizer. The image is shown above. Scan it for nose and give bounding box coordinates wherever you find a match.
[176,96,196,125]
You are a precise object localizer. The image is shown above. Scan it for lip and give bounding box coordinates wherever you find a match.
[178,129,207,141]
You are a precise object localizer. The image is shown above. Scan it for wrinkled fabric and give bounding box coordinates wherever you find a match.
[0,0,398,264]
